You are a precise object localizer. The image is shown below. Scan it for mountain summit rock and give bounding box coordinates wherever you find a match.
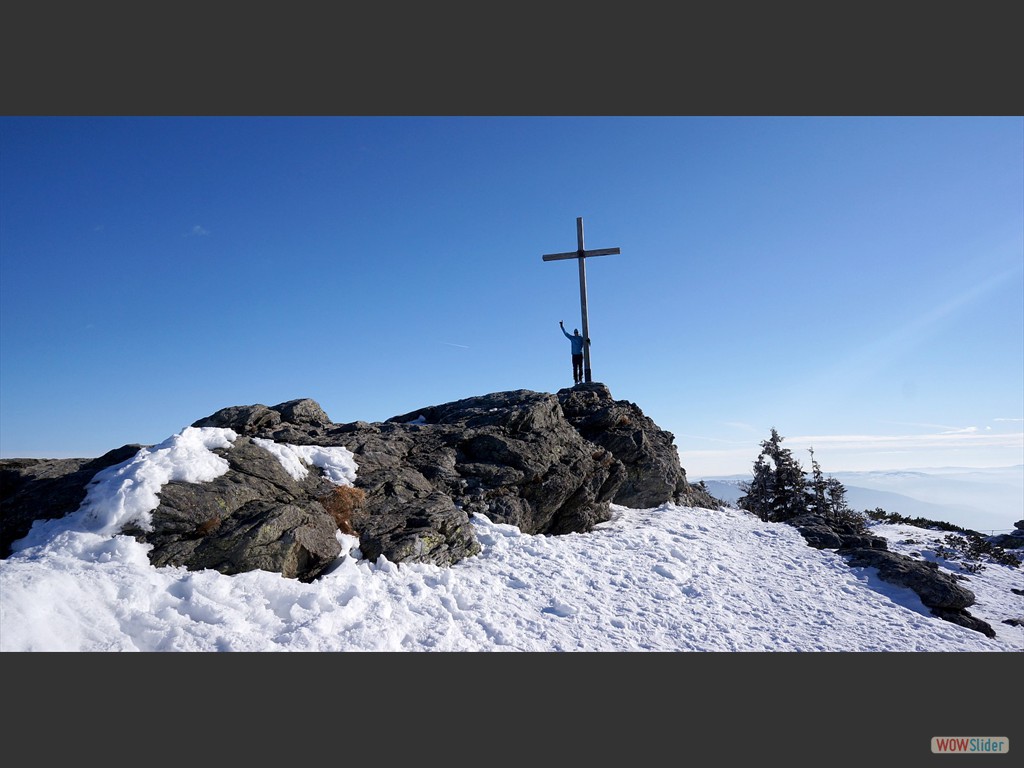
[1,384,717,580]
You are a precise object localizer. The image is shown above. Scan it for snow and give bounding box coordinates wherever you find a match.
[251,437,358,484]
[13,427,239,548]
[1,426,1021,653]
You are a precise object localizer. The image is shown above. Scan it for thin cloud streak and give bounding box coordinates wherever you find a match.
[677,433,757,446]
[880,420,978,432]
[788,432,1023,451]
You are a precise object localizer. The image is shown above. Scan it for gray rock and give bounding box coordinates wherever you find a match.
[843,548,976,611]
[987,519,1024,549]
[782,510,996,638]
[379,388,627,537]
[124,436,343,582]
[0,387,709,581]
[842,547,996,638]
[355,491,478,567]
[556,383,719,509]
[192,398,331,444]
[179,389,633,573]
[788,512,887,551]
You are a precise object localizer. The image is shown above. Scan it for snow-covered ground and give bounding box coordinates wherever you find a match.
[2,428,1019,652]
[2,502,1020,652]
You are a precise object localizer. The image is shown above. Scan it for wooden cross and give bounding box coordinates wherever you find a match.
[542,217,621,384]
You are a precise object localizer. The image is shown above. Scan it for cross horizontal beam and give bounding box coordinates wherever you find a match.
[542,247,620,262]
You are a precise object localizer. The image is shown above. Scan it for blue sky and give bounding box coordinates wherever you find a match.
[1,116,1022,476]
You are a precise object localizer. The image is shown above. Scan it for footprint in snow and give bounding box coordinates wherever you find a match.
[542,599,578,617]
[654,564,677,580]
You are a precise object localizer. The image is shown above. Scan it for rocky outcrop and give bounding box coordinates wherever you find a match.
[785,511,996,638]
[118,436,351,582]
[0,444,143,558]
[988,519,1024,549]
[841,548,994,637]
[378,386,626,536]
[556,383,717,509]
[3,385,707,580]
[788,512,888,551]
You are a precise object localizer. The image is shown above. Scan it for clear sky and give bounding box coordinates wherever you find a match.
[2,424,1019,652]
[2,116,1022,477]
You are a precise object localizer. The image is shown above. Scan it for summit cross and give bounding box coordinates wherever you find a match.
[542,217,621,384]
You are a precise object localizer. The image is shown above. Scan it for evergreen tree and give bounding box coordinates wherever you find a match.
[738,453,774,520]
[824,476,849,517]
[807,447,828,516]
[738,428,808,522]
[740,431,867,531]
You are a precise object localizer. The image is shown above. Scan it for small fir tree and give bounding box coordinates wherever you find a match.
[807,447,829,517]
[824,476,849,517]
[738,428,808,522]
[739,453,775,520]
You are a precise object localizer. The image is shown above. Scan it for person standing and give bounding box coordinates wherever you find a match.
[559,320,589,385]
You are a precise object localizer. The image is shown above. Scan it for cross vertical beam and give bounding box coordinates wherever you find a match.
[576,219,591,382]
[542,217,621,384]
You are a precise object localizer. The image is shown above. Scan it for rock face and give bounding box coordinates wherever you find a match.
[557,383,690,508]
[376,386,624,539]
[2,384,711,581]
[120,436,349,583]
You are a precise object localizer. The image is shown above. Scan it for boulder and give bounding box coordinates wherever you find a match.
[375,388,627,536]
